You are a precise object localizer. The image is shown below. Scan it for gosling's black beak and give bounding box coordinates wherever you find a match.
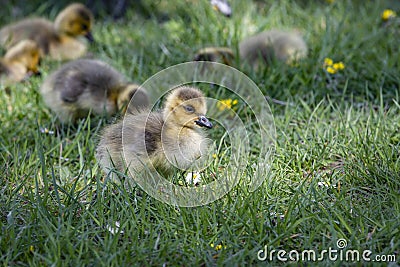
[85,32,95,43]
[195,115,213,129]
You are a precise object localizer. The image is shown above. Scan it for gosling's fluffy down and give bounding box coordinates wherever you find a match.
[239,30,308,68]
[40,59,149,123]
[194,30,308,68]
[0,40,40,85]
[0,3,94,60]
[96,86,213,181]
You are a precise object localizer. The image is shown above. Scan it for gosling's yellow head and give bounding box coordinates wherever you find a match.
[163,86,213,129]
[193,47,234,66]
[4,40,41,73]
[54,3,95,42]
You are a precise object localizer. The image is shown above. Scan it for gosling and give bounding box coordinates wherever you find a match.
[239,29,308,68]
[40,59,149,123]
[0,40,40,85]
[96,86,213,181]
[193,30,308,68]
[0,3,94,60]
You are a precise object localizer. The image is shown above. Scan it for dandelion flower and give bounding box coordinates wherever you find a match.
[210,243,224,251]
[333,62,345,70]
[324,58,345,74]
[324,57,333,66]
[326,66,337,74]
[212,153,218,159]
[382,9,396,21]
[217,98,238,111]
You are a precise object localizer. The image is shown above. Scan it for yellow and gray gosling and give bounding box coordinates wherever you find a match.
[40,58,148,123]
[0,39,40,85]
[194,30,308,68]
[239,29,308,68]
[96,86,213,180]
[0,3,95,60]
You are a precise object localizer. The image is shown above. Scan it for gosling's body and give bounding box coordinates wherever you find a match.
[40,59,148,123]
[194,30,308,68]
[239,30,307,68]
[0,3,94,60]
[0,40,40,85]
[96,86,213,180]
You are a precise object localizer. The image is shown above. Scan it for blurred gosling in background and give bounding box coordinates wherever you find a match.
[0,3,95,60]
[194,30,308,68]
[0,40,41,86]
[40,59,148,123]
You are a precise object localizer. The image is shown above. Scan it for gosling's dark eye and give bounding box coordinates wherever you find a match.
[81,24,88,31]
[184,105,195,113]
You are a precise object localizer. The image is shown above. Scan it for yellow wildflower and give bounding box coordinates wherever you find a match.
[382,9,396,21]
[324,57,333,66]
[210,243,225,251]
[29,245,34,253]
[324,58,345,74]
[326,66,337,74]
[212,153,218,159]
[333,62,345,70]
[217,99,238,111]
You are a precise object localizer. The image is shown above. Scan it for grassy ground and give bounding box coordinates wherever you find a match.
[1,0,400,266]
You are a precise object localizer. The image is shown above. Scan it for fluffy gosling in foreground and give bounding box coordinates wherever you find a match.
[0,40,40,85]
[96,86,213,180]
[40,59,149,123]
[0,3,94,60]
[194,30,308,68]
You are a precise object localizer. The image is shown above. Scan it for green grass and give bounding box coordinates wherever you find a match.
[1,0,400,265]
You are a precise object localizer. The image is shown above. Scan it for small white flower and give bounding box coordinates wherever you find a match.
[40,127,54,135]
[270,212,285,220]
[106,221,123,235]
[317,181,337,188]
[185,172,201,185]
